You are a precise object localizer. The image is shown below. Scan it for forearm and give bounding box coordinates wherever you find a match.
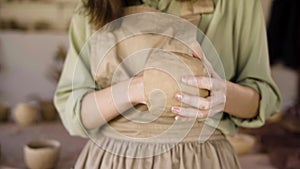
[80,77,144,130]
[224,81,260,118]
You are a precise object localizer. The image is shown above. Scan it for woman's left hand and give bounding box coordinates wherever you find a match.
[171,42,227,121]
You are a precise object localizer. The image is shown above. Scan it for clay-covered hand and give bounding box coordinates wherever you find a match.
[171,42,226,121]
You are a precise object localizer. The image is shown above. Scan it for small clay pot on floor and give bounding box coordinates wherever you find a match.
[24,139,61,169]
[13,103,38,126]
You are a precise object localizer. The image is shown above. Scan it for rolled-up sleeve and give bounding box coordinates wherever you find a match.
[54,12,95,137]
[229,0,281,128]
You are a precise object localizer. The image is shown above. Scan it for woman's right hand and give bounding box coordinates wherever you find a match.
[81,75,146,130]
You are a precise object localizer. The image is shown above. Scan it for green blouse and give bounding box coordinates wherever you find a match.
[54,0,281,137]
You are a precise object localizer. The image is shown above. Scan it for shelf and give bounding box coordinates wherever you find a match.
[0,0,78,32]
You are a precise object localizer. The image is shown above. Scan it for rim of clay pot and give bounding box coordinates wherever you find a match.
[24,139,61,150]
[236,134,255,142]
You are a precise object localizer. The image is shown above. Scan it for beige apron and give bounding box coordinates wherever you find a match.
[75,1,241,168]
[91,4,210,118]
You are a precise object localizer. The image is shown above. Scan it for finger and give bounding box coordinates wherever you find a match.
[175,116,194,121]
[171,106,208,119]
[176,92,226,112]
[182,76,225,91]
[207,103,225,117]
[191,41,203,59]
[207,92,226,107]
[182,76,212,90]
[176,93,210,110]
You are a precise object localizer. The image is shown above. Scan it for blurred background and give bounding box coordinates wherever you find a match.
[0,0,299,168]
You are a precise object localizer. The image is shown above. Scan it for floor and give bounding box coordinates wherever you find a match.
[0,121,278,169]
[0,121,86,169]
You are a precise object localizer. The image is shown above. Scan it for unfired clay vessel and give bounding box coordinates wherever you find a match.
[39,101,57,121]
[24,139,61,169]
[227,133,256,155]
[13,103,38,125]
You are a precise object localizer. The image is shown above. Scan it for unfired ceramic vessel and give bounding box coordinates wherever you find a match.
[24,139,61,169]
[39,101,57,121]
[227,133,256,155]
[13,103,38,125]
[0,104,9,122]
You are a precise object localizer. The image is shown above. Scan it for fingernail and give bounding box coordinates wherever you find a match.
[175,94,182,101]
[171,106,180,113]
[175,116,179,121]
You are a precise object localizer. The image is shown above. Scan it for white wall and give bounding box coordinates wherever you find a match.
[0,31,68,106]
[0,0,298,111]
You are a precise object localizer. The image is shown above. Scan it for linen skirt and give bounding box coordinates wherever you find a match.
[74,118,241,169]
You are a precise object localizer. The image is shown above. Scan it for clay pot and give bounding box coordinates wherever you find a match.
[0,104,9,122]
[34,21,51,31]
[227,133,256,155]
[24,140,61,169]
[268,112,282,123]
[39,101,57,121]
[13,103,38,125]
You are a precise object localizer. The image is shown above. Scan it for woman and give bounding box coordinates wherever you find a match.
[54,0,281,168]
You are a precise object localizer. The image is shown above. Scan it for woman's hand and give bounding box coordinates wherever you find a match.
[81,75,146,130]
[171,42,260,121]
[171,76,226,120]
[171,42,227,120]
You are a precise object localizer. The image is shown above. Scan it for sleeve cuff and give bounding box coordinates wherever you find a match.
[66,88,98,137]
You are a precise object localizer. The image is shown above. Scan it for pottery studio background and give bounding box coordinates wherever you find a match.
[0,0,299,169]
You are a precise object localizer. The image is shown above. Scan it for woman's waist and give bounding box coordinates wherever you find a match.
[98,116,224,143]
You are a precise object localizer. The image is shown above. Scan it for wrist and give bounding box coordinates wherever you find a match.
[129,76,145,104]
[224,80,233,113]
[224,80,260,118]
